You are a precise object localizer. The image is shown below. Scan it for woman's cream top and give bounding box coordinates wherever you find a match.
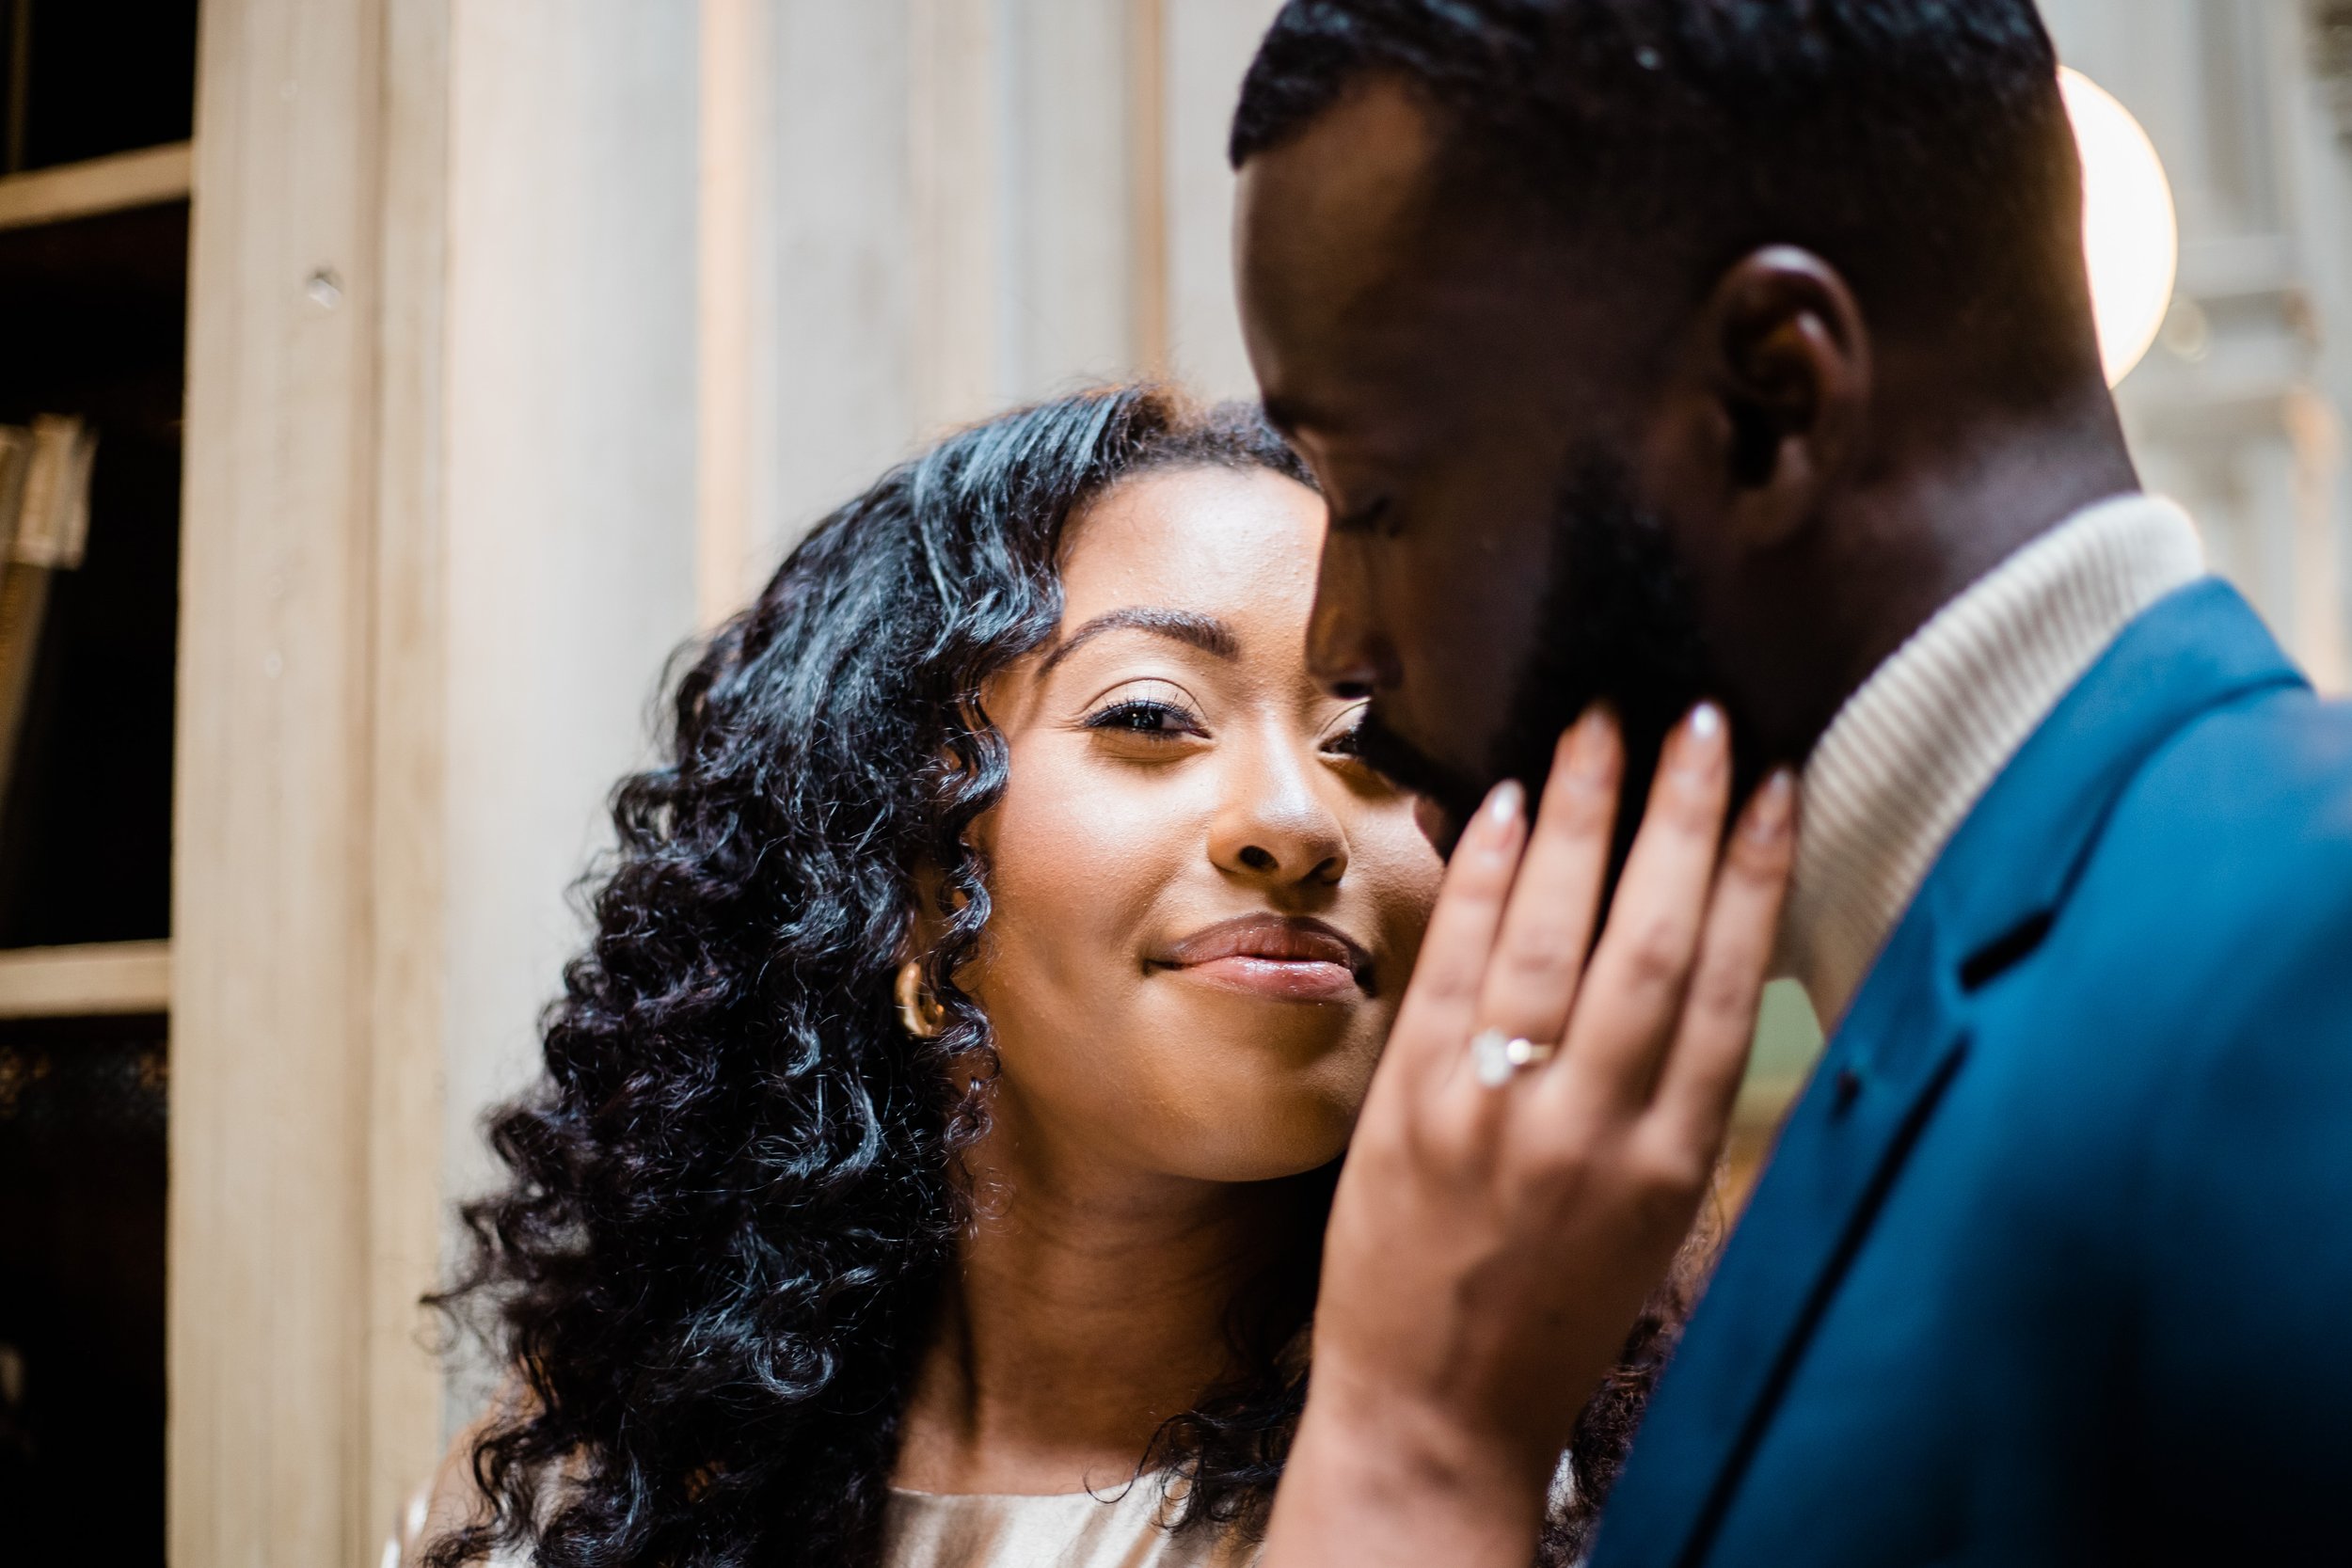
[392,1476,1255,1568]
[882,1480,1256,1568]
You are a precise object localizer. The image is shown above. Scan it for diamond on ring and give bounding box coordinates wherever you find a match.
[1471,1028,1555,1087]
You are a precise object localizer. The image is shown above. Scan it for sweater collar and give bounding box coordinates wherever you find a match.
[1777,492,2207,1023]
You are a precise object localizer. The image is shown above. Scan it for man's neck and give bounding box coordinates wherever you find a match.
[1722,394,2142,764]
[1774,491,2206,1020]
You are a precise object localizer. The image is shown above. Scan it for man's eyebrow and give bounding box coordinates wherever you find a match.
[1036,608,1241,678]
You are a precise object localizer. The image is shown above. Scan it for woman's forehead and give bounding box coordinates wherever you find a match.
[1059,467,1325,639]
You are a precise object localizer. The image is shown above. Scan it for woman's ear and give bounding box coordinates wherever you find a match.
[897,867,957,1037]
[1649,245,1871,556]
[895,957,947,1039]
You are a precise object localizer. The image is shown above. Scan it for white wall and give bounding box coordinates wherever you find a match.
[699,0,1285,607]
[1165,0,1287,400]
[440,0,703,1250]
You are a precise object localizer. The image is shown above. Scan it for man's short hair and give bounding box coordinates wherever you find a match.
[1232,0,2087,378]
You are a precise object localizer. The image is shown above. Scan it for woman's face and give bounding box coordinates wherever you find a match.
[965,466,1442,1185]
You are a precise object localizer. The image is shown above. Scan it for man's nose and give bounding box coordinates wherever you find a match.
[1305,539,1394,696]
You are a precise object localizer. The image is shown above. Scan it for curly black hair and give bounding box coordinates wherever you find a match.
[428,384,1677,1568]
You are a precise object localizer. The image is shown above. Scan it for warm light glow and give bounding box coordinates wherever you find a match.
[2062,66,2179,388]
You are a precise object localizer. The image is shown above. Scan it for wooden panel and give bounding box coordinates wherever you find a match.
[0,141,194,231]
[0,941,170,1017]
[170,0,427,1562]
[366,0,454,1540]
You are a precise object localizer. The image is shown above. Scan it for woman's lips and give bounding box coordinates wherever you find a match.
[1178,955,1364,1002]
[1152,914,1373,1004]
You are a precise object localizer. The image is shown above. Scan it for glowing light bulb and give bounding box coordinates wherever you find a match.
[2061,66,2179,388]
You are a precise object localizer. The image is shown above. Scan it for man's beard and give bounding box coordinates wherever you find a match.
[1356,451,1711,860]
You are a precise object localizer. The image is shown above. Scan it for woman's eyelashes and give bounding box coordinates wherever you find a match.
[1087,698,1204,738]
[1081,681,1208,742]
[1320,703,1371,759]
[1077,683,1369,759]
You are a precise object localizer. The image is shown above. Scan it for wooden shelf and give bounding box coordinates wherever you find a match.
[0,940,170,1018]
[0,142,194,233]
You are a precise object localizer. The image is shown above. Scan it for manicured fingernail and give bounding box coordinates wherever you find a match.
[1567,705,1617,784]
[1484,779,1525,828]
[1672,702,1727,781]
[1743,768,1796,842]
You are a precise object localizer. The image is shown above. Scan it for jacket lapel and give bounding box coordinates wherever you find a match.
[1591,580,2304,1568]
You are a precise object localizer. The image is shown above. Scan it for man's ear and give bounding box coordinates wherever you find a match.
[1653,245,1870,552]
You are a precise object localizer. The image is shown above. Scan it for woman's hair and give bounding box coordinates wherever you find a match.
[428,384,1676,1568]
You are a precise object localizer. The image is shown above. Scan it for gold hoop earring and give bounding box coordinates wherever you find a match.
[895,958,946,1039]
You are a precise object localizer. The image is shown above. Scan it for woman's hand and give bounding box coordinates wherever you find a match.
[1266,703,1795,1568]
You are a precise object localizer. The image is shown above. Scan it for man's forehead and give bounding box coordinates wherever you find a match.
[1236,77,1450,341]
[1236,75,1632,456]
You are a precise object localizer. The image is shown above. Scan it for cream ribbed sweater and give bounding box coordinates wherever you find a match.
[1778,493,2207,1024]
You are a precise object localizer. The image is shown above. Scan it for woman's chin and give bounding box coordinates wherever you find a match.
[988,990,1389,1181]
[1150,1111,1357,1184]
[1135,1051,1374,1181]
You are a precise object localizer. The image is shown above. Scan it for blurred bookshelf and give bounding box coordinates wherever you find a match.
[0,3,199,1564]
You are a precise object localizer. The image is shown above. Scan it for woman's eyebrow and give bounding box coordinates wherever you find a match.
[1037,607,1241,677]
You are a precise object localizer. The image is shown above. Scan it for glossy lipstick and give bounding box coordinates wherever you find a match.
[1152,914,1373,1003]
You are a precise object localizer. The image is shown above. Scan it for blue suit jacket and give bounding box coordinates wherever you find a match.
[1592,580,2352,1567]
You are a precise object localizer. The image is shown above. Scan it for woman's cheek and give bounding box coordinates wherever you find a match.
[986,751,1199,980]
[1357,807,1442,973]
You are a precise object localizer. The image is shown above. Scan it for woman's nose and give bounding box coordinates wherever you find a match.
[1209,742,1349,889]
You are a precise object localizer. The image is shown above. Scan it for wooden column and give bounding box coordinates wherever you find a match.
[172,0,452,1560]
[367,0,455,1545]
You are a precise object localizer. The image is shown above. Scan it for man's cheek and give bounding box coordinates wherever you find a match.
[1412,794,1458,855]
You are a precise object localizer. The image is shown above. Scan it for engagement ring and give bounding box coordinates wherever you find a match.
[1471,1028,1555,1087]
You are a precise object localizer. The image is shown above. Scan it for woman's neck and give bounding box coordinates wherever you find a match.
[894,1101,1310,1497]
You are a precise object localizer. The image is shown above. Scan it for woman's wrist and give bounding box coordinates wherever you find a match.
[1309,1345,1569,1499]
[1262,1354,1556,1568]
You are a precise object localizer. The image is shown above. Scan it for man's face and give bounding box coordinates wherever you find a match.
[1235,80,1708,843]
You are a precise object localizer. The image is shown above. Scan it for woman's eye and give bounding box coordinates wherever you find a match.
[1322,706,1369,758]
[1085,699,1203,739]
